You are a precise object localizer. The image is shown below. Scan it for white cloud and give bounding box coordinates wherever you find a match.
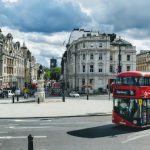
[1,27,68,67]
[1,0,150,67]
[2,0,19,3]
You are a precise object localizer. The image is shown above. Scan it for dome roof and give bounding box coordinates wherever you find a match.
[6,33,13,39]
[0,29,4,43]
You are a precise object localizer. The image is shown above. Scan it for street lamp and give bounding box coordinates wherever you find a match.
[0,43,3,87]
[61,79,65,102]
[86,63,89,100]
[118,37,122,74]
[112,36,123,74]
[62,56,67,89]
[74,45,77,91]
[61,55,67,102]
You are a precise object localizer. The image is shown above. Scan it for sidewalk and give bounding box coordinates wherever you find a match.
[0,96,113,118]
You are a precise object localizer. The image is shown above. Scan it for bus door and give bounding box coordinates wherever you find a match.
[140,99,150,126]
[141,99,147,125]
[146,99,150,124]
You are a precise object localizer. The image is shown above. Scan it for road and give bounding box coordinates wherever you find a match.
[0,116,150,150]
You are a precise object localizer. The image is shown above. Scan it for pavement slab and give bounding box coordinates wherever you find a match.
[0,97,113,118]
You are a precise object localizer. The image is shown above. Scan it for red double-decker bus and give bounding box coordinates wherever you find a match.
[51,82,62,96]
[112,71,150,128]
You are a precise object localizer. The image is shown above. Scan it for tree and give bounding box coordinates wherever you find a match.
[50,67,61,81]
[44,67,51,80]
[44,67,61,81]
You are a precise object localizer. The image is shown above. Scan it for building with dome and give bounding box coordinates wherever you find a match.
[63,28,136,93]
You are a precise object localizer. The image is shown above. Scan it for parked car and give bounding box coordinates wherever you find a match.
[69,91,80,97]
[3,90,15,98]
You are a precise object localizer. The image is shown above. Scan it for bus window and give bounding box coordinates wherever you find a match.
[138,77,150,86]
[114,98,140,119]
[114,98,129,116]
[116,78,122,85]
[116,77,139,86]
[139,77,144,86]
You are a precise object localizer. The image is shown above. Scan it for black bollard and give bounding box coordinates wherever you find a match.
[87,88,89,100]
[17,96,19,102]
[12,96,14,103]
[87,94,89,100]
[28,134,34,150]
[62,93,65,102]
[37,98,40,104]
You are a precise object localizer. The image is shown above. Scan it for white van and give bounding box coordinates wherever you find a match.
[3,90,15,98]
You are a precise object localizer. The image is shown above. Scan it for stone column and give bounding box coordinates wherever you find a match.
[35,73,45,102]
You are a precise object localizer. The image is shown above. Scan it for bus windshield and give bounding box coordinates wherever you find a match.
[116,76,150,86]
[114,98,140,119]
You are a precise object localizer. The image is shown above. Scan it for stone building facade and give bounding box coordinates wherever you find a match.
[64,28,136,93]
[136,50,150,71]
[0,29,38,90]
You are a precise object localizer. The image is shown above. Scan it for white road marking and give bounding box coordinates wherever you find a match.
[14,119,39,122]
[8,126,51,129]
[122,129,150,143]
[0,135,47,139]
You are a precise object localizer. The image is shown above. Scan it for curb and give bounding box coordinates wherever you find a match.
[0,113,112,119]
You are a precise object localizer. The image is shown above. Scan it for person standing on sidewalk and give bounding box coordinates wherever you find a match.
[23,87,28,99]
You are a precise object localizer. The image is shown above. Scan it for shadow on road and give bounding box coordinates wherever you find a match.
[67,124,141,138]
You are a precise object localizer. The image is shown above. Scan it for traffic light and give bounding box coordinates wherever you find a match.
[118,66,122,73]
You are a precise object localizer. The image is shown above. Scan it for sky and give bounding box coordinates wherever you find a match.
[0,0,150,67]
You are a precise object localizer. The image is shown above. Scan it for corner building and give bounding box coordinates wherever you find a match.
[65,29,136,93]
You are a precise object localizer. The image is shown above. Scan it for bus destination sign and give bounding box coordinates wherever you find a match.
[115,89,135,96]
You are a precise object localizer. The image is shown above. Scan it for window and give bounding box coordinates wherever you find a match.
[82,65,85,72]
[139,77,150,86]
[90,42,94,47]
[82,79,85,85]
[4,58,6,64]
[90,54,94,60]
[75,44,78,49]
[127,55,130,61]
[110,65,113,73]
[114,98,140,119]
[99,53,102,60]
[83,43,85,48]
[82,54,85,60]
[90,79,93,84]
[98,65,103,72]
[4,67,6,73]
[99,43,102,47]
[110,55,113,61]
[127,66,130,71]
[90,65,94,72]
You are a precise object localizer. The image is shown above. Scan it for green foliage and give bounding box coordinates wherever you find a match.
[44,67,61,80]
[44,67,51,80]
[51,67,61,74]
[50,67,61,81]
